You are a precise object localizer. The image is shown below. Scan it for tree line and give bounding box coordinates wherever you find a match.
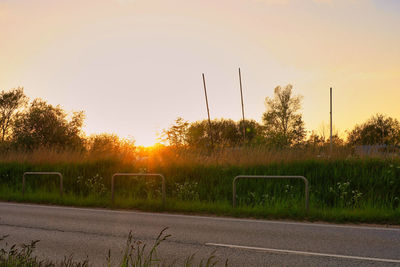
[0,87,134,154]
[1,86,399,153]
[162,84,400,150]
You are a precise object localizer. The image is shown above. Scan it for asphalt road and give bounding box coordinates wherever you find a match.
[0,202,399,266]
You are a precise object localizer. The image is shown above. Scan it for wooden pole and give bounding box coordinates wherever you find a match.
[330,87,333,155]
[202,73,214,149]
[239,68,246,144]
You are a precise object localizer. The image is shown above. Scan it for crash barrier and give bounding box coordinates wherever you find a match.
[111,173,166,205]
[232,175,309,212]
[22,172,63,197]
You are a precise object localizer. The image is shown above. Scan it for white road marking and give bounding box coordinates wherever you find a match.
[1,201,399,232]
[206,243,400,263]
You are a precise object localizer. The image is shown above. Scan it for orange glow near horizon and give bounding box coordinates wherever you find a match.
[1,0,400,146]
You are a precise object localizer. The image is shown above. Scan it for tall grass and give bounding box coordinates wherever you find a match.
[0,147,399,223]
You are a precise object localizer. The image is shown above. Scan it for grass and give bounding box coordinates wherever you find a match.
[1,187,399,224]
[0,147,399,224]
[0,228,226,267]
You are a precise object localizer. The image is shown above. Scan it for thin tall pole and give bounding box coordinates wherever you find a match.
[330,87,333,154]
[202,73,214,149]
[239,68,246,143]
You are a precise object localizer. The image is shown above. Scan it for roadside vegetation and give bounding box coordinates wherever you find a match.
[1,148,399,224]
[0,87,399,224]
[0,228,225,266]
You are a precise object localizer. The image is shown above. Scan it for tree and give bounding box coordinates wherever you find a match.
[184,119,266,149]
[162,118,266,149]
[161,117,189,147]
[185,120,209,148]
[88,134,121,154]
[0,87,28,142]
[12,99,85,150]
[262,84,306,147]
[306,123,344,148]
[87,133,136,158]
[238,119,265,145]
[347,114,400,146]
[306,131,344,148]
[185,119,240,148]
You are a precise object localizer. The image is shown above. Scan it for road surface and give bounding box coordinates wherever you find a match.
[0,202,399,266]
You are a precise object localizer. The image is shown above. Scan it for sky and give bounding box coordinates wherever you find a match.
[1,0,399,146]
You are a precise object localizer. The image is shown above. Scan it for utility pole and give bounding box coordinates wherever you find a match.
[330,87,333,155]
[239,68,246,144]
[202,73,214,150]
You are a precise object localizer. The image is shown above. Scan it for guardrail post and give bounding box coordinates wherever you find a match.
[233,175,309,212]
[22,172,63,197]
[111,173,166,206]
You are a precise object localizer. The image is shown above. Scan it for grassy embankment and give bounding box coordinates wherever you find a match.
[0,147,399,224]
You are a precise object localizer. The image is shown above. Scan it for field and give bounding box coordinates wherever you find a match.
[0,147,399,224]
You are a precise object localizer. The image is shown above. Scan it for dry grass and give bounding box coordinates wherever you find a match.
[136,145,355,169]
[0,148,87,164]
[0,148,136,165]
[0,145,396,167]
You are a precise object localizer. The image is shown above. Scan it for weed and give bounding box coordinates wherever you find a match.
[0,234,89,266]
[76,174,107,197]
[174,181,200,201]
[0,229,227,267]
[328,181,364,208]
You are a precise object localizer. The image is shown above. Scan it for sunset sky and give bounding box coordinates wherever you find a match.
[1,0,399,146]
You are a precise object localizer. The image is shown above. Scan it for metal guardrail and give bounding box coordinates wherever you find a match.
[232,175,309,212]
[22,172,63,197]
[111,173,166,205]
